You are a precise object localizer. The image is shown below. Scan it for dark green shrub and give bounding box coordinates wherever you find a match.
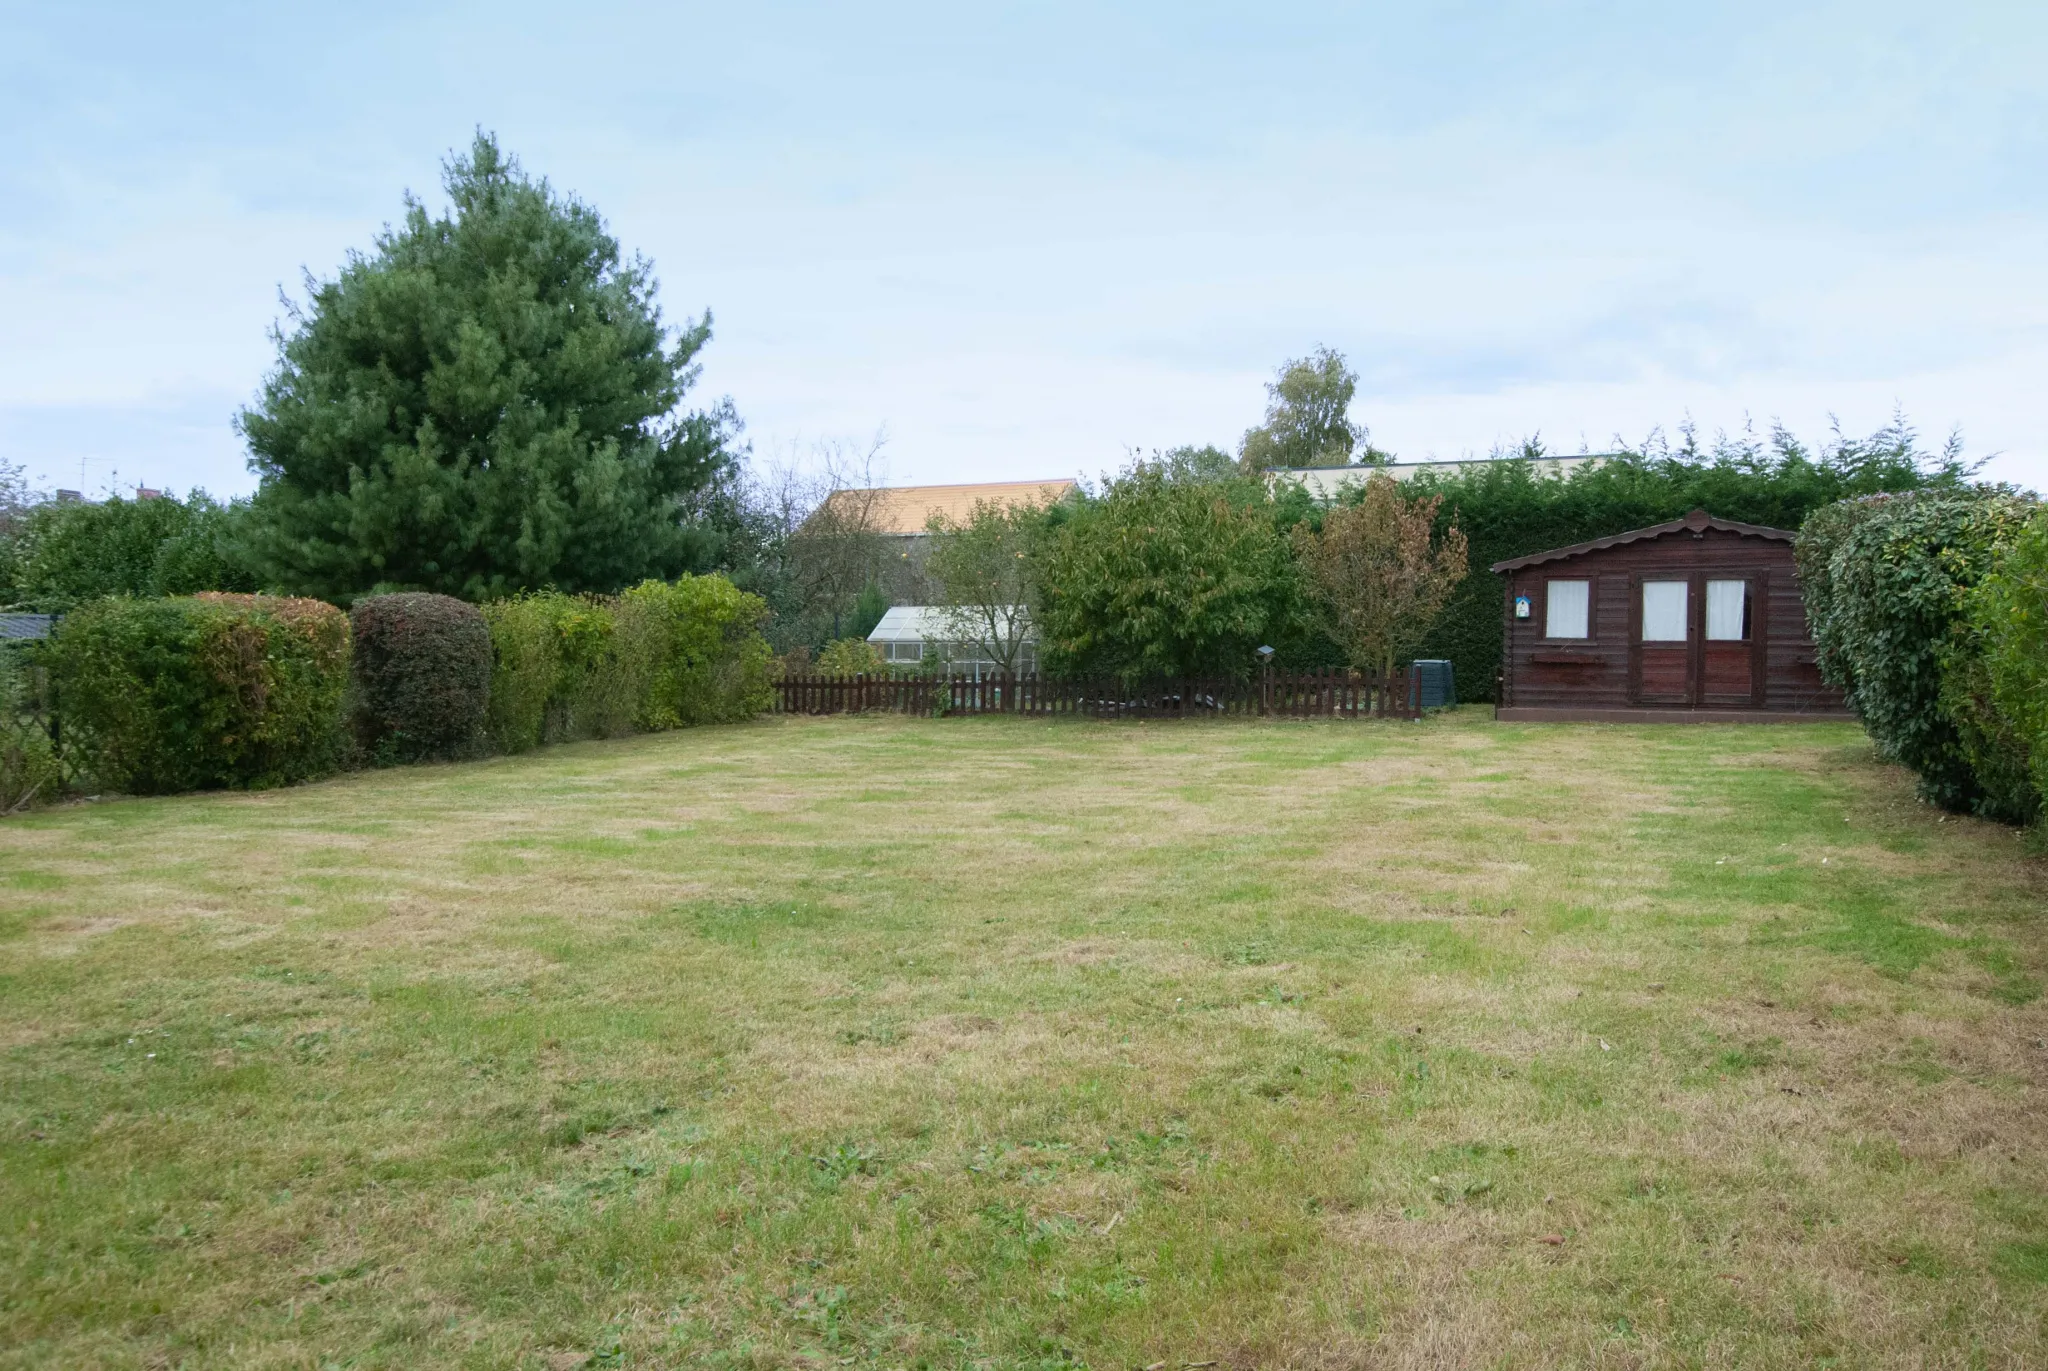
[47,593,350,794]
[622,576,774,726]
[349,593,492,763]
[1799,489,2036,814]
[849,582,890,642]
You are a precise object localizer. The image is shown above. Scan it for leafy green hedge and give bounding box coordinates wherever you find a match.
[482,576,771,753]
[1967,509,2048,822]
[6,573,772,805]
[621,576,774,727]
[480,593,637,753]
[349,593,493,763]
[1796,490,2038,818]
[47,594,351,794]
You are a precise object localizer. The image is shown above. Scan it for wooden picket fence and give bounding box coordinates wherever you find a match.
[774,667,1423,720]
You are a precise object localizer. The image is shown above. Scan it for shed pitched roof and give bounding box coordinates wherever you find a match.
[1489,508,1796,573]
[823,479,1075,536]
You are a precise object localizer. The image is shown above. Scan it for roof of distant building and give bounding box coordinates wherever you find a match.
[1270,455,1610,498]
[825,479,1076,536]
[867,605,1033,642]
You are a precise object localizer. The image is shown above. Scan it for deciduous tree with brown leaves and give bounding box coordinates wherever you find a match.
[1291,473,1469,677]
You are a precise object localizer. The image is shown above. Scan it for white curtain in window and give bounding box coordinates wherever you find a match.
[1545,580,1590,638]
[1706,580,1747,641]
[1641,581,1688,641]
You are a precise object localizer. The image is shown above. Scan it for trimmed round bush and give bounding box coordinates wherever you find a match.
[46,593,349,794]
[349,593,492,763]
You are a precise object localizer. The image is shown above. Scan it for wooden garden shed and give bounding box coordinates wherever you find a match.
[1492,508,1851,722]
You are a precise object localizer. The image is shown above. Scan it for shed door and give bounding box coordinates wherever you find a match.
[1699,574,1766,707]
[1631,577,1693,705]
[1628,572,1768,709]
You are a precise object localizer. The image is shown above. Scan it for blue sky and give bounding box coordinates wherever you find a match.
[3,1,2044,498]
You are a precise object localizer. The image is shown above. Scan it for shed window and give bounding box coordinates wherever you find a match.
[882,641,922,663]
[1544,579,1590,639]
[1641,580,1688,641]
[1706,580,1750,641]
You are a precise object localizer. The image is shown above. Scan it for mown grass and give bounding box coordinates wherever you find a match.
[2,710,2046,1369]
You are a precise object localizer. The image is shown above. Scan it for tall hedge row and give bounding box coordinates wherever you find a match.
[481,592,643,753]
[1796,490,2042,822]
[20,574,771,803]
[623,576,775,728]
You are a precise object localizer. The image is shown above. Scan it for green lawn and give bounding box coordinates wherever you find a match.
[3,711,2046,1368]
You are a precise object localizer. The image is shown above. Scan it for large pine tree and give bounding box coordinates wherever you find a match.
[238,134,735,601]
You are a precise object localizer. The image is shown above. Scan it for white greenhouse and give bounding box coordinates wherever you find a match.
[865,605,1037,680]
